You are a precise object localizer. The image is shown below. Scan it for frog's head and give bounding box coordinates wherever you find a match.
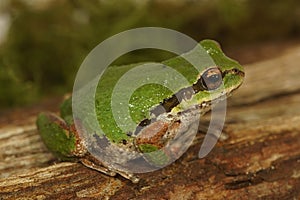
[167,39,244,113]
[199,39,245,97]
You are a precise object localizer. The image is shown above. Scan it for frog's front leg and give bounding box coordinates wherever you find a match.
[134,109,203,166]
[134,118,193,166]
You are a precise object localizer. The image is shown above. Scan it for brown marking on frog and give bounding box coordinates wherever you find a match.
[167,120,181,135]
[135,120,169,149]
[135,119,182,151]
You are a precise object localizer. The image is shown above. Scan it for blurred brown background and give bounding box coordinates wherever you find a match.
[0,0,299,109]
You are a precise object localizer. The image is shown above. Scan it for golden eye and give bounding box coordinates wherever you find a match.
[201,67,223,90]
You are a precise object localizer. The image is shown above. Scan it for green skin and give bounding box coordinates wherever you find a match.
[36,39,244,182]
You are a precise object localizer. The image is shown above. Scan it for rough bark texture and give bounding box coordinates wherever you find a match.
[0,44,300,199]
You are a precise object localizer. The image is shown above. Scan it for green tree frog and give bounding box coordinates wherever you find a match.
[36,40,244,183]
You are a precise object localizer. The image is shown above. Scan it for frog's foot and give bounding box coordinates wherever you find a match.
[80,158,117,177]
[80,156,140,183]
[114,169,140,184]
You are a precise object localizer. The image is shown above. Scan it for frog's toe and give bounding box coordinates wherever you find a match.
[80,158,117,177]
[80,157,140,183]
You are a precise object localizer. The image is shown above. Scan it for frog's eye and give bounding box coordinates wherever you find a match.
[201,67,223,90]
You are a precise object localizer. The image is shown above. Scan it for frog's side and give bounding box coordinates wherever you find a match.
[36,40,244,183]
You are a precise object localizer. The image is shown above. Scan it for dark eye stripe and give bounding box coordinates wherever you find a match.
[150,67,212,117]
[149,67,243,118]
[150,86,195,116]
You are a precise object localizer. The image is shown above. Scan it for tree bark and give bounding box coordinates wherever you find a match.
[1,45,300,199]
